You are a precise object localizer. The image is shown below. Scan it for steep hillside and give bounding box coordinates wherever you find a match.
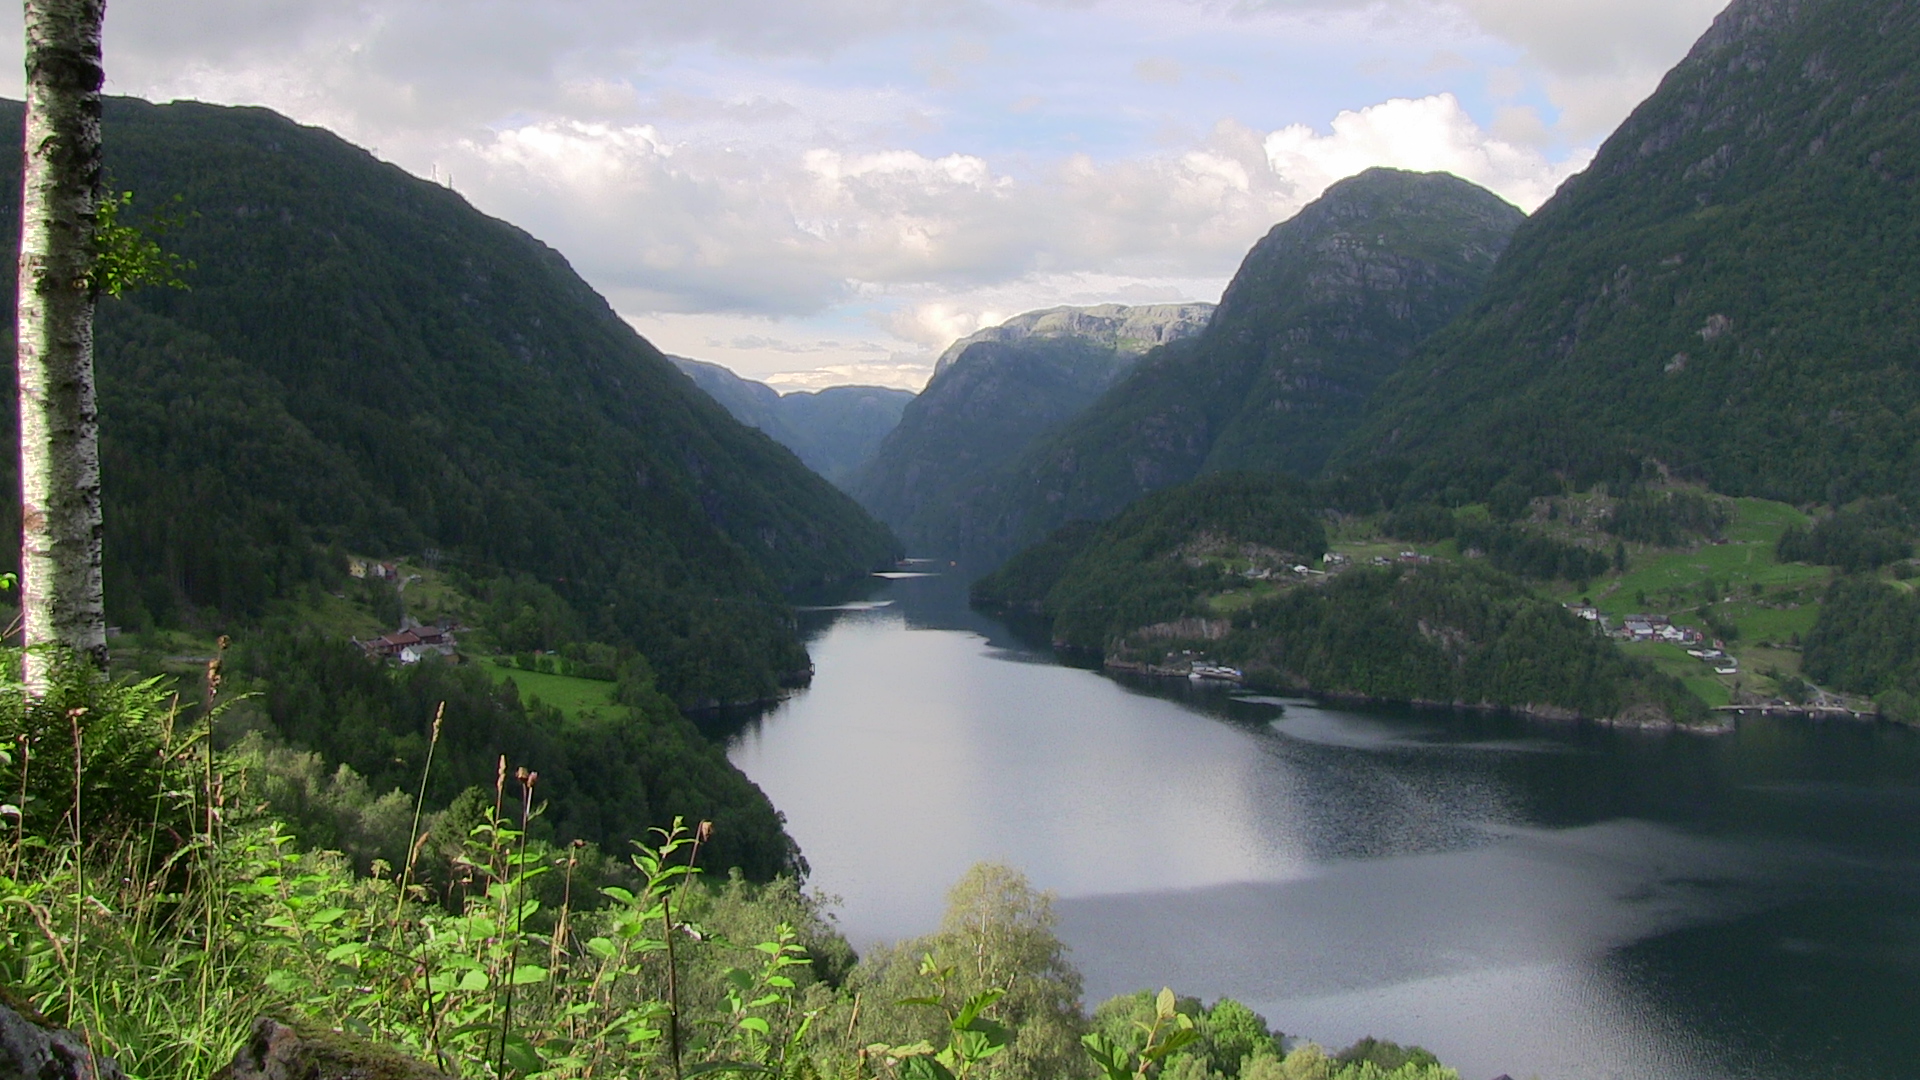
[669,357,913,487]
[964,169,1523,564]
[1336,0,1920,507]
[852,303,1212,553]
[0,97,896,706]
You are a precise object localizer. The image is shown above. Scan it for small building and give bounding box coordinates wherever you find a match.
[357,617,458,663]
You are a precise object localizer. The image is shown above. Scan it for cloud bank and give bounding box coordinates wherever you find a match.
[0,0,1722,385]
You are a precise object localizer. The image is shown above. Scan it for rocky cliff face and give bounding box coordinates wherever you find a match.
[1334,0,1920,507]
[959,168,1523,565]
[852,303,1212,554]
[930,303,1215,378]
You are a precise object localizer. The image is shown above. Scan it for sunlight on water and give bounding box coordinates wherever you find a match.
[731,605,1316,942]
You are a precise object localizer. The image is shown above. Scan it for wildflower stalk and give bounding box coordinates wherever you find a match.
[395,701,444,927]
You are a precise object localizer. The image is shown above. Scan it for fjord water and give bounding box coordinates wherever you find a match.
[727,574,1920,1080]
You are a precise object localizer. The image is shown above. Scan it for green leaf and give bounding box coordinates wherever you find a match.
[898,1056,957,1080]
[738,1016,770,1035]
[501,1033,544,1077]
[307,906,348,926]
[586,937,617,960]
[954,988,1005,1031]
[1144,1029,1201,1062]
[509,964,549,985]
[323,942,364,963]
[1155,987,1177,1020]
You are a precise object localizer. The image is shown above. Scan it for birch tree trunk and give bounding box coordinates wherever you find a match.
[16,0,106,686]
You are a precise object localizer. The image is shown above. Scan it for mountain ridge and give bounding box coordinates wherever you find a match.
[952,168,1524,564]
[852,302,1213,554]
[0,96,897,706]
[1333,0,1920,507]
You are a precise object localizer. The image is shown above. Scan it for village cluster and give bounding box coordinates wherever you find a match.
[346,558,461,664]
[1567,604,1739,674]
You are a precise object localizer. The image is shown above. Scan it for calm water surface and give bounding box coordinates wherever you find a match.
[728,574,1920,1080]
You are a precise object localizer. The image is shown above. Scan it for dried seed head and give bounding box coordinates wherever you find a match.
[696,820,713,844]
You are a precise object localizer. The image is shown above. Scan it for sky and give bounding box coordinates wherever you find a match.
[2,0,1726,391]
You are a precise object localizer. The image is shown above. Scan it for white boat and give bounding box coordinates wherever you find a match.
[1189,663,1244,682]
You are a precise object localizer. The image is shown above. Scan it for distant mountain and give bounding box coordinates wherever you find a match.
[963,169,1523,564]
[0,97,896,707]
[669,357,913,487]
[852,303,1213,554]
[1334,0,1920,508]
[929,303,1214,378]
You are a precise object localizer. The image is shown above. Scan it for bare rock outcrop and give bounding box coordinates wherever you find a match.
[217,1018,454,1080]
[0,994,125,1080]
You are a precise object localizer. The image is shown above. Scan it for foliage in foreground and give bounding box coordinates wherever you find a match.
[0,656,1460,1080]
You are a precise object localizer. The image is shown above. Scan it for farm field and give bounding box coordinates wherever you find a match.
[482,659,619,719]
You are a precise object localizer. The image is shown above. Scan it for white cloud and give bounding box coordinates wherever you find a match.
[765,361,938,392]
[1263,93,1588,212]
[12,0,1676,390]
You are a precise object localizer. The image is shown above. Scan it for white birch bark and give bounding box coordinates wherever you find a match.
[16,0,106,685]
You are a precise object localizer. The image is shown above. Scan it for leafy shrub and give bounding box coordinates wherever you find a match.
[0,650,194,848]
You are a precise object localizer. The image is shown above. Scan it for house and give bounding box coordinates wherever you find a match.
[1624,620,1655,640]
[357,617,458,663]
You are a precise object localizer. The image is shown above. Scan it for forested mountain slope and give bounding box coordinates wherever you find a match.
[0,97,895,705]
[669,356,913,488]
[1334,0,1920,507]
[852,303,1211,554]
[959,169,1522,564]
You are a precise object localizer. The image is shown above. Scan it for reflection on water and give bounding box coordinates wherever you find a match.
[728,574,1920,1080]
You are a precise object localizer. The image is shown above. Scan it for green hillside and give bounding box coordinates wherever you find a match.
[961,168,1523,564]
[1335,0,1920,508]
[974,472,1705,724]
[0,97,895,707]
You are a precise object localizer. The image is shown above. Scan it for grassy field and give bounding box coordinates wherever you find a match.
[482,659,618,719]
